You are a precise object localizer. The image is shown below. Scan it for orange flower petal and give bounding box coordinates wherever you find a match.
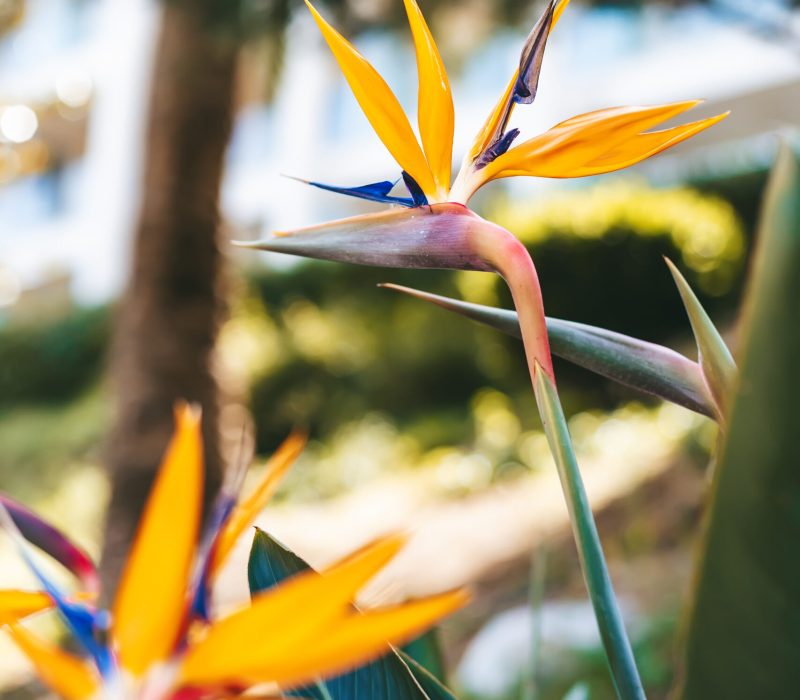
[239,589,469,688]
[473,102,728,186]
[0,590,53,624]
[178,534,407,687]
[581,113,730,175]
[6,624,98,700]
[404,0,454,198]
[467,73,517,163]
[112,403,204,676]
[305,0,437,197]
[552,0,572,25]
[210,432,306,575]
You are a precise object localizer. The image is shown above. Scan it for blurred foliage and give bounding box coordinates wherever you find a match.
[489,180,745,296]
[161,0,774,89]
[480,180,747,348]
[0,387,108,501]
[0,306,108,407]
[465,614,678,700]
[169,0,767,38]
[695,169,769,236]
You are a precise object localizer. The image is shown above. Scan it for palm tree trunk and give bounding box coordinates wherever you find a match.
[101,3,237,589]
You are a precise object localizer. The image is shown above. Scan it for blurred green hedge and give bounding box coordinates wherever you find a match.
[0,305,109,407]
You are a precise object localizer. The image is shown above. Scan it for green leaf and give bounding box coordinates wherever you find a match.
[247,529,458,700]
[399,653,459,700]
[676,140,800,698]
[247,527,309,592]
[664,258,736,417]
[379,283,714,418]
[401,630,447,683]
[521,548,548,700]
[534,365,645,700]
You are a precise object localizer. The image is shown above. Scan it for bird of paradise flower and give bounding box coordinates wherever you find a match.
[0,405,467,699]
[240,2,728,698]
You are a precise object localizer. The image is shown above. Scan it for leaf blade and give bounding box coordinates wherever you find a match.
[180,534,407,686]
[247,529,454,700]
[380,284,715,417]
[677,140,800,698]
[665,257,736,416]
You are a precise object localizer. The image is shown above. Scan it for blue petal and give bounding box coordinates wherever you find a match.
[291,176,415,207]
[189,496,237,622]
[401,171,429,206]
[475,128,521,169]
[0,501,114,676]
[189,437,252,623]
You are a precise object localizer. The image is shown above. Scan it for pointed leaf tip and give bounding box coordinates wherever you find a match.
[665,257,736,417]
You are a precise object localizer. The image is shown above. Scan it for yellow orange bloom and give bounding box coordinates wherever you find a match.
[302,0,727,206]
[0,406,467,699]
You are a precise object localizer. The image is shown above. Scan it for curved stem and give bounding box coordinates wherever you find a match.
[474,224,646,700]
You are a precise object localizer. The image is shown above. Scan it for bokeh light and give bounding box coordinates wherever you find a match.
[0,105,38,144]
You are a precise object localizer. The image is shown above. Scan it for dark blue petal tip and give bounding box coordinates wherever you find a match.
[475,128,521,169]
[289,175,416,207]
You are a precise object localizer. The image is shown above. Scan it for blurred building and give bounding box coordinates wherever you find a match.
[0,0,798,308]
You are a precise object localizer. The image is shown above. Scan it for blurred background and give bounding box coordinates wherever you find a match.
[0,0,798,697]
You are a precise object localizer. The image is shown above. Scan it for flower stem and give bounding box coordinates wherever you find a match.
[477,226,646,700]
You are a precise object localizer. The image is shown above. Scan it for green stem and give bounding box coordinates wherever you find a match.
[521,547,548,700]
[534,366,644,700]
[477,227,645,700]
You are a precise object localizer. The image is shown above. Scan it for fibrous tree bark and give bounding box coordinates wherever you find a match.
[102,2,237,589]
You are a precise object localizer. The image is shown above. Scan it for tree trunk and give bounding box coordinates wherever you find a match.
[102,3,237,590]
